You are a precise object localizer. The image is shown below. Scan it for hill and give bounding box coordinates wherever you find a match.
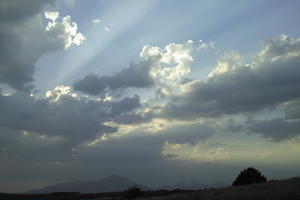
[139,177,300,200]
[156,181,228,190]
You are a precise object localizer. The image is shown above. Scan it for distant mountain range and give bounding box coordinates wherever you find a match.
[26,175,145,194]
[26,174,228,194]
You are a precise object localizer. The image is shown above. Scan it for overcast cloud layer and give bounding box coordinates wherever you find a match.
[0,0,300,193]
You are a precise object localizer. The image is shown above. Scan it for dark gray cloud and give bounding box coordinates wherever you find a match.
[162,35,300,119]
[0,1,84,91]
[0,88,144,142]
[113,112,154,125]
[79,135,163,165]
[158,122,216,144]
[0,0,54,22]
[0,127,72,163]
[73,61,155,95]
[79,120,216,166]
[0,126,80,193]
[282,98,300,120]
[248,118,300,140]
[110,95,141,115]
[0,1,53,90]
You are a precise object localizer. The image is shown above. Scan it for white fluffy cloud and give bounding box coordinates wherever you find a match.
[45,85,80,102]
[45,11,86,49]
[255,34,300,63]
[208,51,241,78]
[44,11,59,22]
[140,40,194,91]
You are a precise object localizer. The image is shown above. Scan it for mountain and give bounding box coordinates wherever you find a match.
[26,175,144,194]
[26,174,228,194]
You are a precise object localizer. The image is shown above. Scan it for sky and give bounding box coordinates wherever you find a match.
[0,0,300,193]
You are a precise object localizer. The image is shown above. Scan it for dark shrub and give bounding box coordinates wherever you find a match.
[232,167,267,186]
[125,185,142,199]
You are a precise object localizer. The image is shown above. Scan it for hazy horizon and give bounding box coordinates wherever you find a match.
[1,0,300,193]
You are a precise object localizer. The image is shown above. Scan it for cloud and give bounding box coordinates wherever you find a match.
[110,95,141,116]
[197,40,215,51]
[92,19,101,26]
[248,118,300,141]
[1,0,300,192]
[161,131,300,164]
[92,18,110,32]
[208,51,241,78]
[282,98,300,120]
[64,0,76,7]
[44,11,59,21]
[75,118,219,168]
[0,97,222,191]
[162,35,300,119]
[162,141,229,162]
[74,40,195,96]
[141,40,194,91]
[0,86,145,143]
[0,0,55,22]
[0,88,112,141]
[0,127,70,163]
[0,85,154,191]
[113,112,154,125]
[104,27,110,32]
[44,11,86,49]
[0,126,76,192]
[0,2,85,91]
[2,86,300,192]
[73,60,155,95]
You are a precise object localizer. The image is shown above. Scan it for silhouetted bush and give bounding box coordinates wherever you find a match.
[125,185,142,199]
[232,167,267,186]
